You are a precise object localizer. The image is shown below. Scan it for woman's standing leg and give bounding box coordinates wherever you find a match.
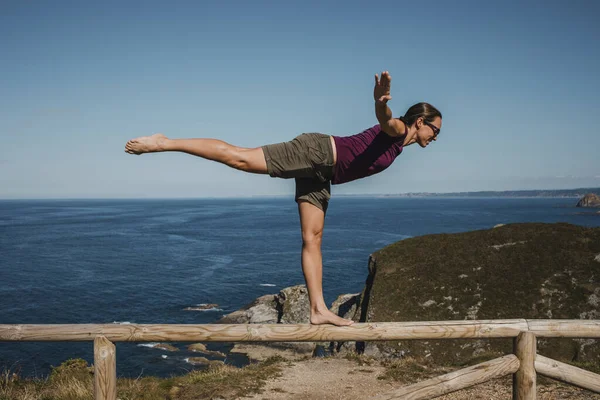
[124,133,268,174]
[298,200,354,326]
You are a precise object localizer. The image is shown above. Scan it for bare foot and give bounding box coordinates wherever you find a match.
[125,133,168,155]
[310,308,355,326]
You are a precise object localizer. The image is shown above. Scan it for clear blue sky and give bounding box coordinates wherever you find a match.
[1,0,599,198]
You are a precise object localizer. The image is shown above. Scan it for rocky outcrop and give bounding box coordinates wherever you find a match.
[218,294,279,324]
[145,343,179,352]
[187,343,226,358]
[576,193,600,207]
[185,357,225,367]
[278,285,311,324]
[184,303,220,311]
[345,223,600,364]
[218,285,360,360]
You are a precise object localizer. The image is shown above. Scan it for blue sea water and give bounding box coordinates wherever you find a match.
[1,197,599,378]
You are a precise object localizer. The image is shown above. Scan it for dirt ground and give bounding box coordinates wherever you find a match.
[245,357,600,400]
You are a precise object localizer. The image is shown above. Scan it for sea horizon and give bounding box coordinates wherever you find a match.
[2,185,599,201]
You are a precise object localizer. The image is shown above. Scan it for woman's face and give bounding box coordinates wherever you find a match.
[415,116,442,148]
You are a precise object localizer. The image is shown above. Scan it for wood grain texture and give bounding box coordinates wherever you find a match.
[94,336,116,400]
[0,319,600,342]
[3,319,599,342]
[0,320,530,342]
[526,320,600,338]
[536,354,600,393]
[513,331,536,400]
[371,355,520,400]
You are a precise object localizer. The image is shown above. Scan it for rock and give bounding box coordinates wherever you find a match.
[330,292,361,320]
[278,285,311,324]
[218,286,315,359]
[218,294,279,324]
[352,223,600,365]
[186,356,210,365]
[184,303,220,311]
[218,285,357,360]
[187,343,226,358]
[576,193,600,207]
[185,357,225,367]
[229,343,311,361]
[151,343,179,352]
[218,285,319,325]
[187,343,207,352]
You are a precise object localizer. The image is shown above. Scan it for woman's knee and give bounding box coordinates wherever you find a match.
[301,229,323,247]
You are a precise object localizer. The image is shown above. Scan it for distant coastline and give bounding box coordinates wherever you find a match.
[1,187,599,201]
[339,187,600,199]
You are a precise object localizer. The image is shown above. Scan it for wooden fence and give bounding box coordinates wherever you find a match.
[1,319,600,400]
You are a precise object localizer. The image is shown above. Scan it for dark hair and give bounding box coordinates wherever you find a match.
[400,102,442,126]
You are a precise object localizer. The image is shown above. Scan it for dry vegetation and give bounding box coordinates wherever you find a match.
[0,356,286,400]
[2,353,599,399]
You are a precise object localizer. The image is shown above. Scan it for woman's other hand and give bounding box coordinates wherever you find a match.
[374,71,392,103]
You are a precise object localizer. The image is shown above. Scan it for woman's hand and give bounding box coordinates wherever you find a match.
[374,70,403,136]
[374,71,392,103]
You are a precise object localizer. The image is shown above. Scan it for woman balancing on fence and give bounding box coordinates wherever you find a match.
[124,71,442,326]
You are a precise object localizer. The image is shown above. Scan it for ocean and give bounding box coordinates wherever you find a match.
[1,197,599,378]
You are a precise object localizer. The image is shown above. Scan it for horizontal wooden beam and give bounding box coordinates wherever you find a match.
[526,320,600,338]
[372,354,520,400]
[1,320,598,342]
[535,354,600,393]
[0,320,528,342]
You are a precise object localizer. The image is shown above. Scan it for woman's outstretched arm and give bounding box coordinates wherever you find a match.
[374,71,406,137]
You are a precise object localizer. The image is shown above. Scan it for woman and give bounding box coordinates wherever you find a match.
[124,71,442,326]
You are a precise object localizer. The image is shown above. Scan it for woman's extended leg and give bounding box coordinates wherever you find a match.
[298,200,354,326]
[124,133,268,174]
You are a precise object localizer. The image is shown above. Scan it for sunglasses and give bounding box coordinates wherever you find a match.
[424,121,440,137]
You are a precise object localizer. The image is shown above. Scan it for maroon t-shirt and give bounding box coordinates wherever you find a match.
[331,124,406,185]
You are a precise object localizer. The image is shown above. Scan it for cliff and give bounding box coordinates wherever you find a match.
[349,222,600,364]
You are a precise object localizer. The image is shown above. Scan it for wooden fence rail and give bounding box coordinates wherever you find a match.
[373,354,521,400]
[1,319,599,400]
[2,319,600,342]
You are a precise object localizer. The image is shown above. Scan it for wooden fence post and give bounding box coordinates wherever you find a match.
[94,335,116,400]
[513,331,536,400]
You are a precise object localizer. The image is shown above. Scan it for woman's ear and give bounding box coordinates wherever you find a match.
[415,117,423,129]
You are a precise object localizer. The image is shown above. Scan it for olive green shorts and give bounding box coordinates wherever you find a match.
[261,133,335,213]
